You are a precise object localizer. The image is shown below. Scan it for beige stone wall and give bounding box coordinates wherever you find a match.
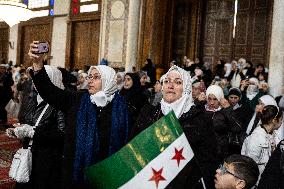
[50,0,69,68]
[100,0,141,71]
[100,0,129,69]
[268,0,284,97]
[8,25,18,65]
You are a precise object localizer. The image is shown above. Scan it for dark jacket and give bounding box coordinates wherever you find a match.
[141,60,156,85]
[228,104,254,154]
[206,107,244,161]
[258,140,284,189]
[31,68,81,189]
[131,104,219,189]
[241,89,266,112]
[227,69,246,82]
[120,73,149,130]
[17,97,65,189]
[0,71,13,123]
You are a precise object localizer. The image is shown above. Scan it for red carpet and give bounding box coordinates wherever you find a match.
[0,123,21,189]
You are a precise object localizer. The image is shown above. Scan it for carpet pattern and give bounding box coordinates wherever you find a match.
[0,123,21,189]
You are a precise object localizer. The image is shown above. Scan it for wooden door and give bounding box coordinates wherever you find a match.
[172,2,192,63]
[0,23,9,64]
[234,0,272,66]
[17,18,52,67]
[202,0,272,67]
[68,19,100,71]
[202,0,235,65]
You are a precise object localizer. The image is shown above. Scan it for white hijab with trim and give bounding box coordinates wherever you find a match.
[37,65,65,104]
[246,95,277,135]
[89,65,118,107]
[160,66,193,118]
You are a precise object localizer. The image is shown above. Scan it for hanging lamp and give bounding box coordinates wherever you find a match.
[0,0,34,27]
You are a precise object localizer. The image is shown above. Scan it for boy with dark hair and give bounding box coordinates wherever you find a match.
[215,154,259,189]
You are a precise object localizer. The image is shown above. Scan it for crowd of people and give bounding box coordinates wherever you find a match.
[0,41,284,189]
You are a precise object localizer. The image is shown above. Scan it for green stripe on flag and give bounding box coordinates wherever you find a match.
[85,111,182,189]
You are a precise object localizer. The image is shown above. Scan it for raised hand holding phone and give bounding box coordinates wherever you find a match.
[28,41,48,71]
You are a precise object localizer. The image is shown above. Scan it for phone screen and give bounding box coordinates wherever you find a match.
[34,42,49,54]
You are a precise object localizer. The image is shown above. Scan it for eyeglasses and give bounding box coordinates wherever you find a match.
[163,79,183,85]
[218,164,243,180]
[86,74,101,81]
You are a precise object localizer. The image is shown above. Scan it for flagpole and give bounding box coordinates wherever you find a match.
[201,177,207,189]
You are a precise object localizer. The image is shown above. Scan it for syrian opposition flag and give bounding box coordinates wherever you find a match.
[85,111,196,189]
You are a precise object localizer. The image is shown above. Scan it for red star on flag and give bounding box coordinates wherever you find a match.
[149,167,166,188]
[171,147,186,166]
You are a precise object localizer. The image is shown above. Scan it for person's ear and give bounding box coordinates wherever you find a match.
[235,179,246,189]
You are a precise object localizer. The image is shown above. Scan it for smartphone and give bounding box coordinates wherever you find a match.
[34,42,49,54]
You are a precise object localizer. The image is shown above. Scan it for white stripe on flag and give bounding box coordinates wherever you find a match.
[119,133,194,189]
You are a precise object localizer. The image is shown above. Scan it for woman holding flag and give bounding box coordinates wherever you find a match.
[130,66,219,188]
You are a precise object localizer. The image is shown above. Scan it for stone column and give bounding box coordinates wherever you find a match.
[268,0,284,97]
[100,0,129,69]
[124,0,141,72]
[50,0,70,68]
[8,25,18,65]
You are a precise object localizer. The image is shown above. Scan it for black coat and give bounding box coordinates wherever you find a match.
[206,107,244,161]
[227,104,254,154]
[31,68,81,189]
[258,140,284,189]
[17,97,65,189]
[130,104,219,189]
[0,71,13,123]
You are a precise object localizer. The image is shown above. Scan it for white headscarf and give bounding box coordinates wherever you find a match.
[37,65,65,104]
[159,74,166,83]
[246,95,277,135]
[160,66,193,118]
[77,73,88,90]
[206,85,224,102]
[205,85,224,112]
[224,63,232,77]
[279,96,284,109]
[246,77,259,100]
[238,58,246,67]
[116,71,125,90]
[88,65,118,107]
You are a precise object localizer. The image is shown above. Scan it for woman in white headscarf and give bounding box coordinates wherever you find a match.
[131,66,219,189]
[115,71,125,90]
[242,105,283,184]
[246,95,277,135]
[224,63,232,77]
[77,72,88,90]
[240,77,267,112]
[28,41,130,189]
[205,85,243,160]
[7,65,65,189]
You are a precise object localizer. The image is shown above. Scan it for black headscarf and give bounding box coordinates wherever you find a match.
[119,73,142,99]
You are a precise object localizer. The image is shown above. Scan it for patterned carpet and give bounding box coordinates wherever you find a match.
[0,122,21,189]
